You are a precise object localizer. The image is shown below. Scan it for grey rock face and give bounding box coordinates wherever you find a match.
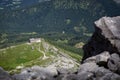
[56,74,78,80]
[96,51,110,67]
[83,51,110,68]
[94,67,112,78]
[13,66,57,80]
[77,71,94,80]
[95,16,120,52]
[82,16,120,61]
[108,53,120,74]
[100,73,120,80]
[96,51,110,63]
[0,67,12,80]
[81,16,120,80]
[83,56,96,63]
[95,69,120,80]
[113,0,120,4]
[78,62,98,72]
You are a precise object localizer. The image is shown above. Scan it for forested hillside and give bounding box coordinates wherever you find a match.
[0,0,120,48]
[1,0,120,33]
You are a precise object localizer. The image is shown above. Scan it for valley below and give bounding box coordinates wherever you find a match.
[0,38,82,74]
[0,16,120,80]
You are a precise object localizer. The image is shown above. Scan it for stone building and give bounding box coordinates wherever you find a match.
[29,38,41,43]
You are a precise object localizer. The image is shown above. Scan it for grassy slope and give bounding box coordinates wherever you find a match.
[0,43,43,70]
[0,39,82,72]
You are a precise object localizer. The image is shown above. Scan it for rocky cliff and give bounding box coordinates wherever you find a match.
[82,16,120,61]
[79,16,120,80]
[0,16,120,80]
[56,16,120,80]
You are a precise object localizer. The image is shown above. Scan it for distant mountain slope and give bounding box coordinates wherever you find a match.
[0,0,120,39]
[0,0,50,10]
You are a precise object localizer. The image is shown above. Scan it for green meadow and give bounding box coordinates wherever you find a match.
[0,40,83,72]
[0,43,43,70]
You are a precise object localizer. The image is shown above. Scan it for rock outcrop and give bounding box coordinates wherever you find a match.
[57,16,120,80]
[83,16,120,61]
[0,67,12,80]
[1,16,120,80]
[80,16,120,80]
[13,66,57,80]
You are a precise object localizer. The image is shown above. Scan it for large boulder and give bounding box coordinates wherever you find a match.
[80,16,120,80]
[82,16,120,61]
[94,67,120,80]
[83,51,110,67]
[78,62,98,73]
[96,51,110,67]
[108,53,120,74]
[13,65,57,80]
[55,73,78,80]
[77,71,94,80]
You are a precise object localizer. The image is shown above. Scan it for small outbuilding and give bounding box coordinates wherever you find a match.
[29,38,41,43]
